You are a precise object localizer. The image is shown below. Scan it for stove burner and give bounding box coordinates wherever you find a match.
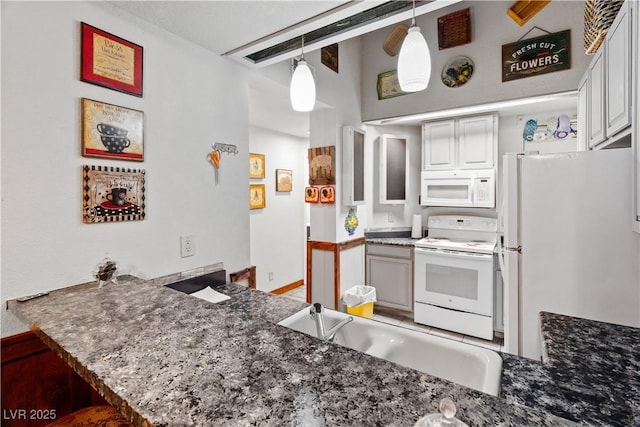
[466,240,489,246]
[425,237,449,242]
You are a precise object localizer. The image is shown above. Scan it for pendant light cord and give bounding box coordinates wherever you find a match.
[411,0,416,26]
[301,35,305,60]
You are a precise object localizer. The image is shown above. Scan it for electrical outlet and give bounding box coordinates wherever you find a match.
[180,235,195,257]
[388,212,395,223]
[268,272,274,281]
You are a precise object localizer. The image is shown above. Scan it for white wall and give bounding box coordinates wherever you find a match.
[1,1,251,336]
[249,126,307,292]
[361,1,591,122]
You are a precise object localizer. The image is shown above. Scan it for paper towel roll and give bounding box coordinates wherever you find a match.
[411,214,422,238]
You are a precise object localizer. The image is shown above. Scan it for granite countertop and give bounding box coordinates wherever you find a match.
[9,275,572,427]
[365,229,421,247]
[501,312,640,426]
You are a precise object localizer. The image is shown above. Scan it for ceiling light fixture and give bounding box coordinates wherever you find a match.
[397,0,431,92]
[290,36,316,112]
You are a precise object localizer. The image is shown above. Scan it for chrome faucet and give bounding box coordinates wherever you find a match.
[309,303,353,342]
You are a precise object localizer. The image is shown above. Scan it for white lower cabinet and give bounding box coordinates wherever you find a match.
[365,244,413,312]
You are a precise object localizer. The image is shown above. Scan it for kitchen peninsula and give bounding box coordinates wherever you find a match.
[8,274,571,426]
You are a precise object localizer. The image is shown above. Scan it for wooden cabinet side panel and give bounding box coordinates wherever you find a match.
[1,332,108,426]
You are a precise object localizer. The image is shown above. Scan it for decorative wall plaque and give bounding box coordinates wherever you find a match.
[308,146,335,185]
[82,165,146,224]
[502,30,571,82]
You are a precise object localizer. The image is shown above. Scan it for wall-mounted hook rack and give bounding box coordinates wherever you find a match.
[212,142,238,155]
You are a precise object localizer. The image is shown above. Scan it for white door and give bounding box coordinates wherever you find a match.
[422,120,456,171]
[458,115,495,169]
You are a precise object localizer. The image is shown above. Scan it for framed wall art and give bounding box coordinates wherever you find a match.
[81,22,143,97]
[249,153,265,179]
[82,165,146,224]
[321,43,339,73]
[82,98,144,162]
[377,70,406,100]
[308,146,335,185]
[276,169,292,192]
[250,184,266,209]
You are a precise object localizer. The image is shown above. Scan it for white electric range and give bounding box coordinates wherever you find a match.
[413,215,497,340]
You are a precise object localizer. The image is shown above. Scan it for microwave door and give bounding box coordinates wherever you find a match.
[422,178,473,207]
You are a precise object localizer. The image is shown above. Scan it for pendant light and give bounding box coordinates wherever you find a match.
[290,36,316,112]
[397,0,431,92]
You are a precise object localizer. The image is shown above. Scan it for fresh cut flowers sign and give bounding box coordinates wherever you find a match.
[502,30,571,82]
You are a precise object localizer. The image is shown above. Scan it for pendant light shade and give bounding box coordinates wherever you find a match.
[397,25,431,92]
[290,59,316,112]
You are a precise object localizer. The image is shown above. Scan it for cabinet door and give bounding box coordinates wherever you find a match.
[457,115,495,169]
[342,126,366,206]
[605,1,631,138]
[366,255,413,311]
[380,134,408,204]
[577,75,589,151]
[422,120,456,170]
[588,49,606,148]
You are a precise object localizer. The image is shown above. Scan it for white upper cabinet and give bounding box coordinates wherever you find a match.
[342,126,366,206]
[577,74,589,151]
[605,0,632,138]
[583,0,632,150]
[422,114,497,171]
[458,115,496,169]
[421,120,456,170]
[380,134,409,204]
[588,49,606,148]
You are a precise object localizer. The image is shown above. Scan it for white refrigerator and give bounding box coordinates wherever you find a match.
[500,148,640,360]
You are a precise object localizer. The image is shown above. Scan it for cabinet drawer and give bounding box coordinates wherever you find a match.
[366,244,412,258]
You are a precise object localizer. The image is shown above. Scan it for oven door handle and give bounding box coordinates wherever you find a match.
[415,248,493,260]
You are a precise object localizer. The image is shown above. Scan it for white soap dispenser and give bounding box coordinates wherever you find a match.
[414,397,469,427]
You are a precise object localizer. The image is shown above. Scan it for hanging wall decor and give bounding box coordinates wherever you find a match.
[344,208,359,236]
[441,56,474,88]
[82,165,146,224]
[249,153,265,179]
[81,22,143,97]
[249,184,266,209]
[319,186,335,204]
[82,98,144,162]
[377,70,406,100]
[501,29,571,82]
[276,169,293,192]
[305,186,319,203]
[437,8,472,50]
[321,43,339,73]
[308,146,335,185]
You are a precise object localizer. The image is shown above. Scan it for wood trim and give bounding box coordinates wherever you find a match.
[306,237,366,309]
[269,279,304,295]
[229,266,256,289]
[337,236,366,251]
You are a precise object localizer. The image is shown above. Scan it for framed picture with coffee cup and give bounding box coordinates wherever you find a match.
[82,165,146,224]
[82,98,144,162]
[81,22,143,97]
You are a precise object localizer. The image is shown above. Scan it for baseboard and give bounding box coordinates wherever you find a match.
[270,279,304,295]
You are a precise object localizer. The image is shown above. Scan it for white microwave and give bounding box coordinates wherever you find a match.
[420,169,495,208]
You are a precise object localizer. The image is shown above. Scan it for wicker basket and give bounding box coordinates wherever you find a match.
[584,0,624,54]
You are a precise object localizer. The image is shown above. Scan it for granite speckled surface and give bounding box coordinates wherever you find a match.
[501,312,640,426]
[365,229,420,247]
[9,275,573,427]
